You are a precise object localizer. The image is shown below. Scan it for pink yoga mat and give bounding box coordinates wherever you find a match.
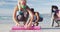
[12,26,41,30]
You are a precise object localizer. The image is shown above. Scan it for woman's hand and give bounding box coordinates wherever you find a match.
[16,23,20,26]
[26,9,34,27]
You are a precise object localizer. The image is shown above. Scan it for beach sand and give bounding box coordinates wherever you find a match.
[0,23,60,32]
[0,14,60,32]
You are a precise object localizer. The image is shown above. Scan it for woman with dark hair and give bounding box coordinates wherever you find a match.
[29,8,43,26]
[30,8,40,26]
[51,5,58,16]
[51,5,60,27]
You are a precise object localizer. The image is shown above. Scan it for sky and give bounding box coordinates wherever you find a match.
[0,0,60,16]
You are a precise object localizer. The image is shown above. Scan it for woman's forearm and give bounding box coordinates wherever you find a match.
[13,5,19,24]
[35,17,39,23]
[13,14,19,24]
[27,17,33,27]
[27,9,34,27]
[35,13,39,22]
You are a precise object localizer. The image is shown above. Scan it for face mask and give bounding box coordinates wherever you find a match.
[21,5,26,9]
[53,8,56,11]
[20,0,26,9]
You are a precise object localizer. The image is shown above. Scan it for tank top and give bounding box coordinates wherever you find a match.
[34,15,37,20]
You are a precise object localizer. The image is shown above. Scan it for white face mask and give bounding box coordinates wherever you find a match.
[53,8,56,11]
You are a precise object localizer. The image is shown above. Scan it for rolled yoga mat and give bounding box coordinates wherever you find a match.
[12,26,41,30]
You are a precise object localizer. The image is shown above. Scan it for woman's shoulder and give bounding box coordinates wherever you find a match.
[35,12,39,15]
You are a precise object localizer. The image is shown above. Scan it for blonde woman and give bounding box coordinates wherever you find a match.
[13,0,34,28]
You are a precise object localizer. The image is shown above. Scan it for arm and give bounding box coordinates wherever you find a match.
[35,12,39,23]
[13,5,20,25]
[25,9,34,27]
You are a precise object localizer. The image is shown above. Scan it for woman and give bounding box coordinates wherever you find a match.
[13,0,34,28]
[51,5,60,27]
[30,8,40,26]
[51,5,58,16]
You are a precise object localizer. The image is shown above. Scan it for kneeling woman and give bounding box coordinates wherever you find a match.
[30,8,40,26]
[13,0,34,28]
